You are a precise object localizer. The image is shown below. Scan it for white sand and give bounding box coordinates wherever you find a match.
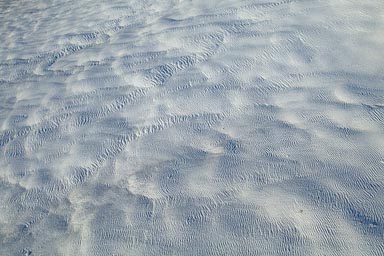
[1,0,384,255]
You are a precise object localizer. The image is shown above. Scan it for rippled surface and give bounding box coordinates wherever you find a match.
[1,0,384,255]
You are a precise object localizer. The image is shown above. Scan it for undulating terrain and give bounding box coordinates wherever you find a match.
[1,0,384,255]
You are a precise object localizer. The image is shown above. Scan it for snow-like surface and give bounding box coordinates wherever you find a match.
[1,0,384,255]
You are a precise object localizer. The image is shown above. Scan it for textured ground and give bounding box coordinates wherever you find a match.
[1,0,384,255]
